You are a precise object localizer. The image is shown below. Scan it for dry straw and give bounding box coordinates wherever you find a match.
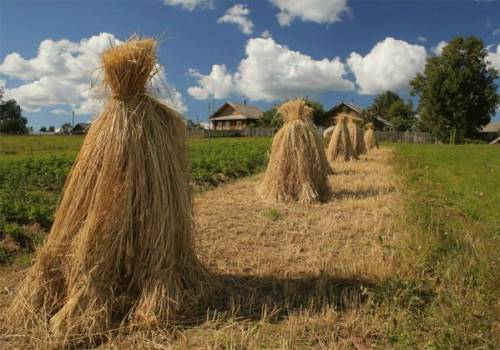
[258,99,330,203]
[7,38,212,345]
[327,114,358,163]
[364,122,379,150]
[347,115,366,156]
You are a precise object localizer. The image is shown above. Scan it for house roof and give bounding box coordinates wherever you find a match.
[211,115,249,121]
[481,122,500,133]
[490,136,500,144]
[326,101,393,128]
[326,101,364,115]
[210,102,263,120]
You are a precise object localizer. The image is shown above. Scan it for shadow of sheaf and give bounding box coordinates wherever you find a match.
[205,273,376,322]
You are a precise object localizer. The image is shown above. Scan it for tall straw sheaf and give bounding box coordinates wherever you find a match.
[258,99,330,203]
[327,114,358,163]
[346,115,366,156]
[364,122,379,150]
[7,38,212,345]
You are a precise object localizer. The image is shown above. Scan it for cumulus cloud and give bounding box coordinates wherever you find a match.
[347,37,427,95]
[163,0,213,11]
[487,44,500,70]
[432,41,448,55]
[50,109,71,115]
[269,0,350,26]
[187,65,235,100]
[0,33,187,115]
[217,4,254,35]
[261,30,272,38]
[187,37,354,101]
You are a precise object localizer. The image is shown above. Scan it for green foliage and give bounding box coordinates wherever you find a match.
[60,123,73,134]
[0,136,272,240]
[258,99,326,127]
[410,36,499,142]
[261,208,283,221]
[0,88,28,134]
[363,90,415,131]
[393,144,500,348]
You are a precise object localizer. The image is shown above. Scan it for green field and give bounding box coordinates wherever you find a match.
[0,135,271,262]
[391,144,500,348]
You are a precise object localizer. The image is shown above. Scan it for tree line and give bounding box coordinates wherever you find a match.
[2,36,499,141]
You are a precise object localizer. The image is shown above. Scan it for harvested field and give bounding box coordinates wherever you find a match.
[0,147,401,349]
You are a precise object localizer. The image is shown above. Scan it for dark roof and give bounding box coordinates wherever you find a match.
[326,101,364,115]
[326,101,394,128]
[71,123,91,133]
[210,102,263,120]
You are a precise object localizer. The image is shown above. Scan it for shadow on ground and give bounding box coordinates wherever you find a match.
[204,273,376,322]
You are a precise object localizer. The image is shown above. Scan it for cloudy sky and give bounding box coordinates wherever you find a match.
[1,0,499,128]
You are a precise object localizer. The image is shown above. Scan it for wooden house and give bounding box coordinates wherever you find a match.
[210,101,263,130]
[324,101,393,130]
[480,122,500,143]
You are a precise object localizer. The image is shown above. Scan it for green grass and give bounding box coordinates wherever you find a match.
[390,144,500,348]
[0,135,271,261]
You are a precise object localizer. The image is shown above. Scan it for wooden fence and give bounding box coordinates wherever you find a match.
[376,131,433,144]
[187,128,433,144]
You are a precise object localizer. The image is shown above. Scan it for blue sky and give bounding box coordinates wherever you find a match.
[1,0,499,129]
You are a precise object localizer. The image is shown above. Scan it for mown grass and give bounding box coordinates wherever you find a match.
[0,135,271,262]
[389,144,500,348]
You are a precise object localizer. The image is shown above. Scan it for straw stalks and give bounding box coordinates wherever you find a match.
[364,123,379,150]
[327,114,358,163]
[258,99,330,203]
[347,116,366,156]
[7,38,212,346]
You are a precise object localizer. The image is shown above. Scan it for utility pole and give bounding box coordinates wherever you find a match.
[72,110,75,127]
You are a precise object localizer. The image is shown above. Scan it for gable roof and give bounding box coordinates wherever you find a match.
[481,122,500,133]
[326,101,393,128]
[490,136,500,144]
[210,102,263,120]
[326,101,364,115]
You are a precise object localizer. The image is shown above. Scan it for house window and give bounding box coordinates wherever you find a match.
[236,121,242,129]
[217,121,223,130]
[225,121,230,130]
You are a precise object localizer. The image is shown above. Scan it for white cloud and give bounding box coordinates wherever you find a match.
[487,44,500,70]
[493,28,500,36]
[432,41,448,55]
[0,33,187,115]
[269,0,350,26]
[188,37,354,101]
[187,65,235,100]
[217,4,254,35]
[163,0,213,11]
[50,109,71,115]
[417,36,427,43]
[261,30,272,39]
[347,37,427,95]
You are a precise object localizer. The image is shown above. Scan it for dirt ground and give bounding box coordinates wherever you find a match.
[0,147,401,349]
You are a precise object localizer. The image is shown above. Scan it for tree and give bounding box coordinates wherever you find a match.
[186,119,205,130]
[60,123,73,134]
[40,126,47,132]
[0,88,28,134]
[363,91,415,131]
[48,126,55,132]
[258,99,325,127]
[410,36,499,142]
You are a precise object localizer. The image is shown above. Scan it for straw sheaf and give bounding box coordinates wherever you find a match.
[347,115,367,156]
[327,113,358,163]
[7,38,213,346]
[364,123,379,150]
[258,99,330,203]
